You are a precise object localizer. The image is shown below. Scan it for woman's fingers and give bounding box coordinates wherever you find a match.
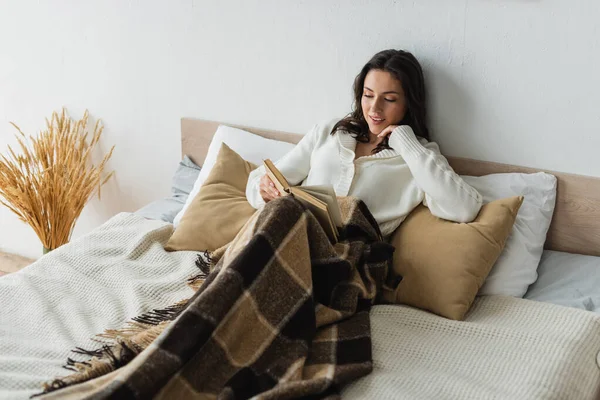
[377,124,399,139]
[261,175,279,198]
[268,181,280,197]
[260,187,273,202]
[259,175,280,202]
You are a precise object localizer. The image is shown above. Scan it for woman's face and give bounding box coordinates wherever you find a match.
[361,69,407,136]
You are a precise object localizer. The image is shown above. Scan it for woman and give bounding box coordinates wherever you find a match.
[246,49,482,237]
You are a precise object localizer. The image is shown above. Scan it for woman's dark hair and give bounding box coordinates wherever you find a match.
[331,49,429,152]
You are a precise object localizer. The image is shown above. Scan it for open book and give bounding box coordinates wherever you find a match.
[263,159,343,243]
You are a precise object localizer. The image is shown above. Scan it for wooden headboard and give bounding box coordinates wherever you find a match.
[181,117,600,257]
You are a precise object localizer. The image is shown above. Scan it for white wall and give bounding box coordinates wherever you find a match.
[2,0,600,259]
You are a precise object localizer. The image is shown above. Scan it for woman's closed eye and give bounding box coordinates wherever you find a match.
[362,93,397,102]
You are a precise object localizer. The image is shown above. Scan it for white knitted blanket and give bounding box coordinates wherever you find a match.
[344,296,600,400]
[0,213,198,399]
[2,213,600,400]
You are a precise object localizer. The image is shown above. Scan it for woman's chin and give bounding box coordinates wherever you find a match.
[368,124,384,136]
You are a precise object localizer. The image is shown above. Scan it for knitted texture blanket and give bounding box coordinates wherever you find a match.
[344,297,600,399]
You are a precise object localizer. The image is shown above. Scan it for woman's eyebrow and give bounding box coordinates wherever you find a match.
[364,86,400,95]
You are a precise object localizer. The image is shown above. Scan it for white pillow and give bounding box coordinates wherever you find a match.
[173,125,297,227]
[461,172,558,297]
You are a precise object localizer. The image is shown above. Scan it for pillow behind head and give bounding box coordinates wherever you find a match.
[165,143,258,252]
[387,196,524,321]
[173,125,297,227]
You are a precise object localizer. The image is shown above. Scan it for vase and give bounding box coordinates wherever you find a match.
[42,247,52,255]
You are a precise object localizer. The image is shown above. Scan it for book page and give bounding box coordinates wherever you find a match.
[291,189,338,243]
[300,185,343,228]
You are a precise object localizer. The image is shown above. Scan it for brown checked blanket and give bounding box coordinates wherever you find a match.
[37,196,396,399]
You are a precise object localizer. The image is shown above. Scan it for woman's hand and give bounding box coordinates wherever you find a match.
[377,124,400,140]
[259,174,281,203]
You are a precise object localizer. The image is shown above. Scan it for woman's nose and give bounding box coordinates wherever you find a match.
[371,98,383,112]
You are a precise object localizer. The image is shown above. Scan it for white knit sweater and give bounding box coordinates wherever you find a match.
[246,118,483,236]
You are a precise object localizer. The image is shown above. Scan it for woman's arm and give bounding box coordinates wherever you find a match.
[246,123,321,209]
[388,125,483,222]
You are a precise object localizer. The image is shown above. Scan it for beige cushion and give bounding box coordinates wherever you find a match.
[165,143,257,252]
[387,196,524,320]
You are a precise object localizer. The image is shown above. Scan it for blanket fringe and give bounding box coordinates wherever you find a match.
[94,298,189,343]
[187,251,212,290]
[32,342,138,398]
[131,300,188,326]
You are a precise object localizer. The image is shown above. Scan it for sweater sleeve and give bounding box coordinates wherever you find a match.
[388,125,483,223]
[246,123,321,209]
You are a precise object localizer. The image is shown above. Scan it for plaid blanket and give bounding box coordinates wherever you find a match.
[37,196,396,399]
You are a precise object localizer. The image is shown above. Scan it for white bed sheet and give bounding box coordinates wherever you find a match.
[524,250,600,313]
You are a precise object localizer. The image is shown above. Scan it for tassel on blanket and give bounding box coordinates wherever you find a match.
[187,251,212,290]
[35,342,138,398]
[95,298,189,342]
[131,301,188,326]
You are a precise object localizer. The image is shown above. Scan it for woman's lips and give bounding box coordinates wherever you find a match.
[370,116,385,125]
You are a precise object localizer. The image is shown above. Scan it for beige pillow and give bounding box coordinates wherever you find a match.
[387,196,524,320]
[165,143,257,252]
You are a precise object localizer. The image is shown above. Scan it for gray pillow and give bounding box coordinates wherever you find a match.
[135,155,201,223]
[171,155,202,199]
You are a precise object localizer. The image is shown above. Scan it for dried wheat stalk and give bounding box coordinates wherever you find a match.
[0,108,115,252]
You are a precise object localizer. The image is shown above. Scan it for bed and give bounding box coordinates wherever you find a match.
[1,117,599,399]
